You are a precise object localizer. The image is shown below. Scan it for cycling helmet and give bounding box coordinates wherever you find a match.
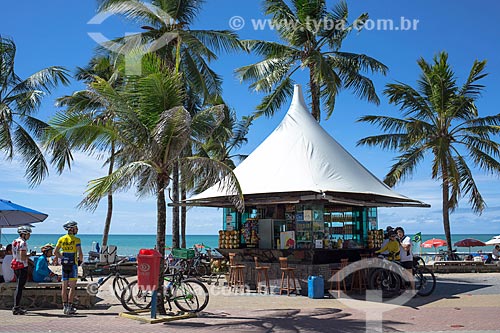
[63,220,78,230]
[17,225,32,234]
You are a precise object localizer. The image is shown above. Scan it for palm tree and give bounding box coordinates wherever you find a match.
[357,52,500,253]
[97,0,243,248]
[236,0,387,121]
[0,36,70,185]
[80,53,242,313]
[49,56,122,247]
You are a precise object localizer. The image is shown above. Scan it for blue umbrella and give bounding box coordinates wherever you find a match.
[0,199,48,239]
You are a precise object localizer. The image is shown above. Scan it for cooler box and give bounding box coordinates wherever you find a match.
[308,276,324,299]
[171,248,195,259]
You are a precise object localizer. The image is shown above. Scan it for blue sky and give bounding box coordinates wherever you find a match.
[1,0,500,236]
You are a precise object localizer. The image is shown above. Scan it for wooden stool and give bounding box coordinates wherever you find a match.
[330,258,349,298]
[351,254,369,292]
[279,257,297,295]
[228,253,245,292]
[254,256,271,294]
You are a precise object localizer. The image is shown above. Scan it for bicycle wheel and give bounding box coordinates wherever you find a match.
[120,280,152,312]
[369,268,401,293]
[415,266,436,296]
[195,264,208,277]
[172,278,209,312]
[113,276,129,300]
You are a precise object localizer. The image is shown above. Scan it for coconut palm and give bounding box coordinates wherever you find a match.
[49,56,122,247]
[97,0,242,102]
[97,0,243,248]
[79,53,241,312]
[236,0,387,121]
[0,36,70,185]
[357,52,500,253]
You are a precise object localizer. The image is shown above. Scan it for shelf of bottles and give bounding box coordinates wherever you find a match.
[294,203,324,249]
[322,206,377,248]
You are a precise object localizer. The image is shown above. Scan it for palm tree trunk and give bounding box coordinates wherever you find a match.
[181,184,187,249]
[172,160,180,249]
[101,141,115,247]
[442,176,453,253]
[309,64,321,122]
[156,176,167,315]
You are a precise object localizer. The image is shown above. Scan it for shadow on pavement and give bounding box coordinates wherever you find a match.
[162,308,407,332]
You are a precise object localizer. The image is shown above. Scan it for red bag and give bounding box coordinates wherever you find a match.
[11,259,25,270]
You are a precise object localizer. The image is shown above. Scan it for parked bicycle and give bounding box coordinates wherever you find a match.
[85,258,130,301]
[369,254,436,297]
[436,249,461,261]
[121,259,209,313]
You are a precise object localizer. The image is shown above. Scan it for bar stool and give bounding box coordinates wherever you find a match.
[254,256,271,294]
[279,257,297,295]
[228,252,245,292]
[351,254,369,292]
[329,258,349,298]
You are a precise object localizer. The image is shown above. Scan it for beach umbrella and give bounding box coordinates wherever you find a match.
[454,238,486,253]
[421,238,447,249]
[485,236,500,245]
[0,198,48,240]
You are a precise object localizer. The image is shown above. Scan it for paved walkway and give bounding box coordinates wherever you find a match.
[1,273,499,333]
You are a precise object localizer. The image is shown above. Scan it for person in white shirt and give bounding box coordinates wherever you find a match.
[492,245,500,260]
[395,227,415,291]
[11,226,32,315]
[1,244,15,283]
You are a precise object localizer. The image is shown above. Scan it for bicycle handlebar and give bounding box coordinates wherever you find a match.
[105,258,129,269]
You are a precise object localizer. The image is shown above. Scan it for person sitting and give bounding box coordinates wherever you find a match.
[492,245,500,260]
[375,231,400,261]
[33,244,59,283]
[485,253,493,264]
[0,248,5,283]
[1,244,15,282]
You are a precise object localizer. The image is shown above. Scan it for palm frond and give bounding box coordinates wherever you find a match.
[255,77,294,118]
[189,30,243,54]
[13,125,48,186]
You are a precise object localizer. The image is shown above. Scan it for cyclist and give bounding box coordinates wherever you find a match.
[54,221,84,315]
[395,226,415,290]
[11,226,32,315]
[375,231,400,261]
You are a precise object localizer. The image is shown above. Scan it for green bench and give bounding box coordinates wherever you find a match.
[0,281,97,309]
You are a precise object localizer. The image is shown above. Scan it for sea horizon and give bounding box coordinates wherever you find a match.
[1,233,498,257]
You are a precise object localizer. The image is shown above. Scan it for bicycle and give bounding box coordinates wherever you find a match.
[85,258,130,301]
[369,255,436,297]
[121,259,209,313]
[437,249,461,261]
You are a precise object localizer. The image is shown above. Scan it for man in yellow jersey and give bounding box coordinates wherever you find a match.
[54,221,83,315]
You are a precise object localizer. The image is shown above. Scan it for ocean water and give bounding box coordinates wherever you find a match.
[0,234,219,257]
[1,233,497,257]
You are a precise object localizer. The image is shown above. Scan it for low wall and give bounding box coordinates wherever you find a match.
[0,282,97,309]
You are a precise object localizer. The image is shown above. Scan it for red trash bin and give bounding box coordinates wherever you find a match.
[137,249,162,291]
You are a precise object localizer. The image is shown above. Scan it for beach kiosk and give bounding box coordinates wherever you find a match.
[185,85,429,290]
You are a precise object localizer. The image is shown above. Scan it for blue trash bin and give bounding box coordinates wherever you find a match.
[308,276,324,299]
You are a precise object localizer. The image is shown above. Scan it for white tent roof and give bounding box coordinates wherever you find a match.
[188,85,428,208]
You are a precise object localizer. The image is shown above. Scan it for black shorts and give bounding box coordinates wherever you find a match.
[400,261,413,269]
